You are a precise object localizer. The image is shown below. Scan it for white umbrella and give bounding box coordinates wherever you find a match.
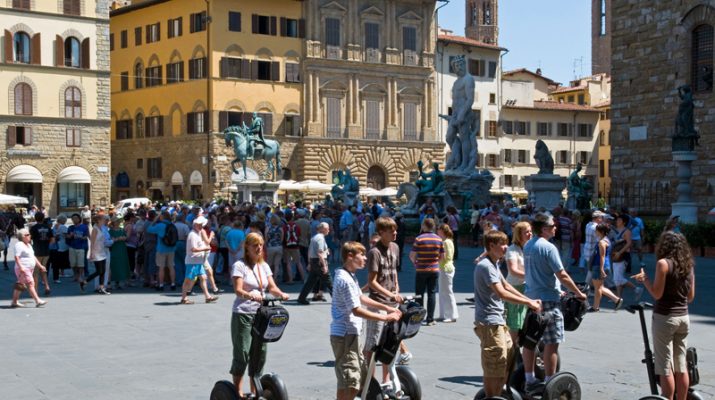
[277,180,301,191]
[297,180,333,192]
[375,187,398,197]
[0,194,29,205]
[360,187,379,196]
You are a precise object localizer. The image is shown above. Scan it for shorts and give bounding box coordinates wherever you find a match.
[541,301,565,345]
[590,263,611,281]
[505,284,528,331]
[69,248,85,268]
[652,313,689,376]
[15,266,34,285]
[331,334,365,390]
[474,323,513,378]
[612,261,628,286]
[155,252,175,268]
[363,307,385,352]
[185,264,206,281]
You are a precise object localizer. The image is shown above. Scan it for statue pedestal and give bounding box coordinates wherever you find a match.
[672,151,698,223]
[443,170,495,212]
[525,174,566,210]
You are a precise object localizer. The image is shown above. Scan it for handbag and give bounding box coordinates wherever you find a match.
[611,239,628,262]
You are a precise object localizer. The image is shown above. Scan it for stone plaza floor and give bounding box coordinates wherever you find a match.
[2,243,714,400]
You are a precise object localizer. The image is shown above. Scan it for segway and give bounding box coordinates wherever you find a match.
[360,300,426,400]
[211,296,290,400]
[626,302,703,400]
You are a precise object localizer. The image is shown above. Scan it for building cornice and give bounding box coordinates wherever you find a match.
[1,62,110,76]
[0,115,110,126]
[303,59,432,77]
[0,7,108,23]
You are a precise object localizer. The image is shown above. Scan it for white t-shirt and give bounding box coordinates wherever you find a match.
[231,260,273,314]
[14,241,35,270]
[505,243,525,286]
[185,230,206,265]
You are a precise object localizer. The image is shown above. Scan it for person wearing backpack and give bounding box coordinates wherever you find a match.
[282,212,305,283]
[147,210,178,291]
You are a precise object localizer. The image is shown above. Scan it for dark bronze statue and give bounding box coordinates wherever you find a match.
[673,84,700,151]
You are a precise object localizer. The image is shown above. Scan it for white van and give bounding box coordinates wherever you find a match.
[114,197,152,217]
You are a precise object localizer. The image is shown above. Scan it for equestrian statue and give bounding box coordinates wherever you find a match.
[223,121,281,182]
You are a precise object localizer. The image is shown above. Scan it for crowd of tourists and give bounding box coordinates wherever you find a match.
[1,198,696,400]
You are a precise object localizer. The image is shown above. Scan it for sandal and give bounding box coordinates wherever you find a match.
[587,306,600,313]
[180,299,194,305]
[615,297,624,310]
[206,296,218,303]
[10,302,24,308]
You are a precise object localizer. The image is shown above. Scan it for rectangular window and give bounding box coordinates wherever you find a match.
[6,126,32,146]
[557,122,569,137]
[147,157,162,179]
[120,71,129,91]
[187,111,208,134]
[135,26,142,46]
[504,150,512,164]
[284,115,301,136]
[365,22,379,49]
[365,100,380,139]
[166,61,184,84]
[577,94,585,105]
[599,159,605,178]
[219,57,243,79]
[282,18,300,38]
[537,122,551,136]
[145,66,162,87]
[229,11,241,32]
[517,150,528,164]
[489,93,496,104]
[146,115,163,137]
[326,97,341,138]
[556,150,568,164]
[136,159,143,169]
[578,123,593,138]
[326,18,341,46]
[255,60,275,81]
[63,0,80,15]
[188,57,207,79]
[403,103,417,140]
[486,154,498,168]
[469,59,480,76]
[488,61,497,78]
[402,26,417,51]
[501,120,513,135]
[190,11,207,33]
[115,120,132,140]
[120,30,127,48]
[253,14,273,35]
[146,23,160,43]
[515,121,528,135]
[486,120,497,138]
[168,17,183,38]
[504,174,513,187]
[567,95,575,103]
[578,151,590,165]
[13,0,30,9]
[600,0,607,36]
[109,33,114,51]
[285,63,300,83]
[66,128,81,147]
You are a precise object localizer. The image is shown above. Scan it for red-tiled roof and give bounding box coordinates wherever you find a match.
[437,34,506,51]
[504,100,600,112]
[503,68,559,86]
[592,100,611,108]
[551,85,587,94]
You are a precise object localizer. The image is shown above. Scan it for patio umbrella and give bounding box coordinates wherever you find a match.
[297,180,333,193]
[277,180,301,191]
[375,187,398,197]
[0,194,29,205]
[360,187,379,196]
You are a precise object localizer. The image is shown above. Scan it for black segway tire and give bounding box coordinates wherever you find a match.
[687,389,705,400]
[474,386,523,400]
[638,396,668,400]
[509,347,560,392]
[542,371,580,400]
[396,365,421,400]
[210,380,239,400]
[260,373,288,400]
[365,377,384,400]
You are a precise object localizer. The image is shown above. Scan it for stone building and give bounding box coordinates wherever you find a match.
[611,1,715,217]
[592,0,611,75]
[464,0,498,45]
[299,0,443,189]
[0,0,111,215]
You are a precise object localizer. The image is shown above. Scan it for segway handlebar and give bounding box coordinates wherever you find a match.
[261,294,287,307]
[626,301,654,314]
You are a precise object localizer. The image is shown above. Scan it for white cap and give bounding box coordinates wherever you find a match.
[193,216,208,226]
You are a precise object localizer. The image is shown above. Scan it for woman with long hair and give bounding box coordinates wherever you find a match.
[633,232,695,400]
[612,214,641,299]
[230,232,289,398]
[436,223,458,322]
[504,221,532,343]
[81,215,111,295]
[589,223,622,311]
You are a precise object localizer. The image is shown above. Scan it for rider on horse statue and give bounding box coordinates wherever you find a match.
[244,112,268,160]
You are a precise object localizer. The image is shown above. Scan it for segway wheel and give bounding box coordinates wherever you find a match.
[637,396,668,400]
[365,377,384,400]
[396,365,422,400]
[509,346,560,392]
[259,373,288,400]
[210,380,239,400]
[687,389,705,400]
[543,372,580,400]
[474,386,523,400]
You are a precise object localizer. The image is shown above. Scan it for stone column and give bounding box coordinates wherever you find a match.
[671,150,698,223]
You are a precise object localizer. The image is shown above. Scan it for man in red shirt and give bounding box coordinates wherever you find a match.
[409,218,443,325]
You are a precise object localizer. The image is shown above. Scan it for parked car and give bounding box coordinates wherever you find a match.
[114,197,151,217]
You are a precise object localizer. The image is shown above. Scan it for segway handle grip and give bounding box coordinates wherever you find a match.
[261,294,285,307]
[627,301,654,314]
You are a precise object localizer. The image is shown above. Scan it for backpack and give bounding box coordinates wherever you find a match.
[518,310,551,350]
[560,292,588,331]
[162,222,178,247]
[284,223,299,247]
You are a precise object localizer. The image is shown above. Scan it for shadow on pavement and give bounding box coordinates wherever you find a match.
[438,375,484,387]
[307,360,335,368]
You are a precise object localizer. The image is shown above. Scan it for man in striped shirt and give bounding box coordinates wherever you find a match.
[409,218,443,325]
[581,210,605,283]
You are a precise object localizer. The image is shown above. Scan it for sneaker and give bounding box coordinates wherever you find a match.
[397,352,413,365]
[10,302,24,308]
[525,379,545,393]
[465,297,475,303]
[170,284,176,291]
[79,281,86,292]
[424,320,436,326]
[54,280,61,284]
[99,288,111,295]
[634,287,644,301]
[212,288,224,294]
[36,300,48,308]
[442,319,457,323]
[615,297,624,310]
[587,306,600,313]
[296,298,310,305]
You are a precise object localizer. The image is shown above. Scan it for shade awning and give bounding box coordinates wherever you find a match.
[57,166,91,183]
[171,171,184,185]
[0,194,29,204]
[6,165,42,183]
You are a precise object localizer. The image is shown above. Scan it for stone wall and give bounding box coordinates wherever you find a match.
[611,1,715,217]
[591,0,612,75]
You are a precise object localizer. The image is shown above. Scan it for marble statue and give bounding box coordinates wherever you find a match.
[534,139,554,174]
[441,55,479,173]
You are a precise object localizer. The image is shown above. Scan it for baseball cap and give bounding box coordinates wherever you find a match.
[592,210,606,218]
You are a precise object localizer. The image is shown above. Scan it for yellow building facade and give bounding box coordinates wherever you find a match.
[110,0,303,201]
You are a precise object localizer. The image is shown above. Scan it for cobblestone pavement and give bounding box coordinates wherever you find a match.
[2,242,714,400]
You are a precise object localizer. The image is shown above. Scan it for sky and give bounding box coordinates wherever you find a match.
[436,0,592,86]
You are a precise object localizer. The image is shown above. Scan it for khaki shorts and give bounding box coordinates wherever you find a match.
[474,323,513,378]
[155,252,175,268]
[330,334,365,390]
[652,313,689,376]
[69,248,85,268]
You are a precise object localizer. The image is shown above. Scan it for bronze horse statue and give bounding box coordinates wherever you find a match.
[223,125,281,181]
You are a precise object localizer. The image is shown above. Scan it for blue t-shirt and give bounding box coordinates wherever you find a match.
[147,220,177,254]
[473,257,505,325]
[630,217,644,241]
[226,228,246,252]
[524,237,564,302]
[67,224,89,250]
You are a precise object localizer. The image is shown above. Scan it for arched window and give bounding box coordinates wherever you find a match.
[599,130,606,146]
[367,165,386,189]
[691,24,713,92]
[136,113,144,137]
[135,62,144,89]
[65,86,81,118]
[14,83,32,115]
[483,2,492,25]
[64,37,81,67]
[13,32,31,63]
